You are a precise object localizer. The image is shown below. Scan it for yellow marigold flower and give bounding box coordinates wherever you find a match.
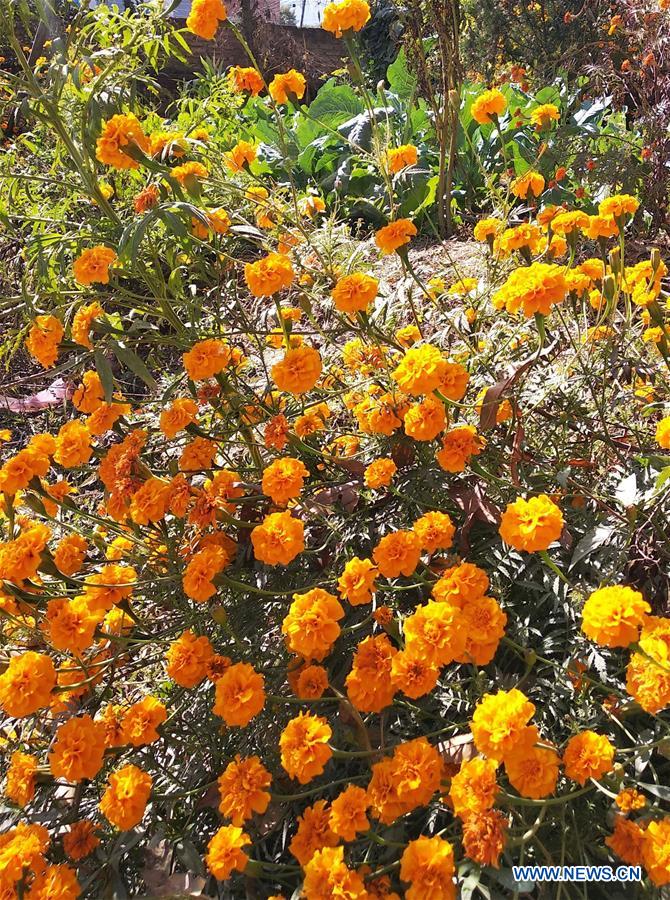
[268,69,306,104]
[322,0,371,36]
[373,529,421,578]
[392,343,446,395]
[496,223,545,258]
[364,457,397,488]
[49,715,106,782]
[598,194,639,220]
[100,764,152,830]
[213,661,265,727]
[25,315,64,368]
[280,712,332,783]
[186,0,227,40]
[271,345,322,394]
[206,825,250,880]
[471,88,506,124]
[656,416,670,449]
[337,556,378,606]
[530,102,560,129]
[494,262,567,318]
[470,688,535,759]
[562,730,615,785]
[581,584,650,648]
[499,493,563,552]
[332,272,378,313]
[282,588,344,660]
[449,756,498,818]
[298,194,326,217]
[245,252,294,297]
[404,394,447,441]
[400,835,456,900]
[386,143,418,173]
[583,214,619,240]
[96,113,148,169]
[436,425,484,472]
[375,218,417,254]
[504,725,559,798]
[510,170,545,200]
[329,785,369,841]
[0,651,56,717]
[473,217,504,242]
[551,209,589,236]
[217,755,271,825]
[5,751,38,806]
[228,65,264,95]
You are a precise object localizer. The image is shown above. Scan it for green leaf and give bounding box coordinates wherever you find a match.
[110,341,157,390]
[307,79,364,131]
[387,49,417,101]
[94,350,115,403]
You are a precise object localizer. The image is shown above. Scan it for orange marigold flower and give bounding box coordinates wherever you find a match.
[53,533,88,576]
[183,544,228,601]
[100,764,152,830]
[121,696,167,746]
[583,214,619,240]
[129,477,172,525]
[322,0,371,36]
[268,69,306,104]
[262,456,309,505]
[53,420,92,468]
[265,413,290,450]
[598,194,639,220]
[295,663,329,699]
[133,184,160,213]
[563,730,615,785]
[433,561,489,605]
[449,756,499,818]
[511,170,545,200]
[436,425,484,473]
[170,161,209,189]
[83,563,137,612]
[404,394,447,441]
[498,494,563,552]
[71,300,104,349]
[49,714,106,782]
[390,650,439,698]
[279,712,332,783]
[160,397,199,439]
[0,651,56,717]
[218,755,272,825]
[303,845,368,897]
[373,530,422,578]
[375,218,417,254]
[400,835,456,900]
[251,510,305,566]
[530,103,560,129]
[26,315,64,368]
[72,370,104,414]
[413,510,455,553]
[72,245,117,285]
[186,0,227,39]
[332,272,379,313]
[471,88,506,124]
[272,345,322,394]
[338,556,378,606]
[245,252,294,297]
[492,262,567,317]
[474,217,504,242]
[62,820,100,860]
[346,633,397,712]
[27,864,81,900]
[606,816,646,866]
[180,436,217,471]
[470,688,535,760]
[44,596,101,654]
[642,818,670,886]
[96,113,149,169]
[581,584,650,648]
[328,785,369,841]
[404,600,465,667]
[225,139,256,172]
[183,338,231,380]
[282,588,344,661]
[386,143,418,173]
[213,662,265,727]
[364,457,397,489]
[462,809,508,868]
[206,824,250,881]
[503,725,559,798]
[5,751,38,806]
[166,629,213,687]
[289,799,339,865]
[616,787,646,813]
[456,593,507,666]
[228,65,265,95]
